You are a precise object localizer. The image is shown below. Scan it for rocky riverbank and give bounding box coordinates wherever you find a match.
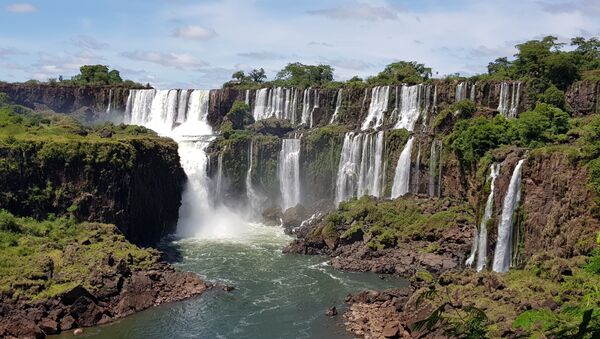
[0,219,210,339]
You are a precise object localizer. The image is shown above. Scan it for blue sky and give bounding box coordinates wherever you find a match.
[0,0,599,89]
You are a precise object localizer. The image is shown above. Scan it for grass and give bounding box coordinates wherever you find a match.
[0,210,157,300]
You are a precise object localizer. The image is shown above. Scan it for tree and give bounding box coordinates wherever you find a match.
[232,71,247,81]
[368,61,431,85]
[70,65,129,86]
[545,52,580,90]
[249,68,267,83]
[487,57,513,77]
[276,63,334,87]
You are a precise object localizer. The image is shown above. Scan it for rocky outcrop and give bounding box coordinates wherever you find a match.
[565,80,600,116]
[0,261,208,338]
[0,137,186,245]
[283,197,475,278]
[0,84,133,122]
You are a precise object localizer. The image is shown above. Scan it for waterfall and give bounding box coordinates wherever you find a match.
[497,82,522,118]
[126,88,215,236]
[470,84,476,102]
[252,87,298,123]
[455,82,468,102]
[391,137,414,198]
[334,132,384,205]
[279,139,301,211]
[245,90,250,105]
[465,164,500,270]
[361,86,390,131]
[301,89,312,125]
[246,141,263,215]
[330,89,343,123]
[215,151,224,203]
[106,89,113,113]
[492,159,525,273]
[310,90,320,128]
[428,140,438,197]
[414,141,421,193]
[394,85,427,132]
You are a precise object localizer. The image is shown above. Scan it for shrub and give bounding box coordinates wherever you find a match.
[0,210,21,233]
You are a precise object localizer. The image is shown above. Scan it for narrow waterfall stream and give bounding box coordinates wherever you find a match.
[493,159,525,273]
[391,137,414,198]
[279,139,301,210]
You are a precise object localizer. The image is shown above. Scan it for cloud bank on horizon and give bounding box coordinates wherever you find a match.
[0,0,598,89]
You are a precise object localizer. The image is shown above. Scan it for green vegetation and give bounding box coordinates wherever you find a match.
[318,197,474,250]
[0,210,156,300]
[29,65,145,87]
[367,61,432,85]
[221,101,255,133]
[447,103,570,168]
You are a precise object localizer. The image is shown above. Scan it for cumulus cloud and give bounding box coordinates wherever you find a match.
[70,35,109,50]
[122,51,207,69]
[0,47,25,58]
[172,25,217,40]
[5,3,35,13]
[307,2,399,21]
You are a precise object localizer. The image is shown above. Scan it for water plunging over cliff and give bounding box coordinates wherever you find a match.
[334,132,384,205]
[330,89,343,123]
[493,159,524,273]
[394,84,430,132]
[279,139,301,210]
[246,142,264,217]
[455,82,468,102]
[253,87,298,124]
[126,89,215,236]
[391,137,414,198]
[466,164,500,271]
[362,86,390,130]
[498,82,522,118]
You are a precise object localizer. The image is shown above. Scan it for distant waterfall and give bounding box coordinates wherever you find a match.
[216,151,224,202]
[391,137,414,198]
[126,88,215,236]
[394,84,431,132]
[470,84,476,102]
[465,164,500,271]
[253,87,298,123]
[455,82,468,102]
[361,86,390,131]
[330,89,343,123]
[334,132,385,205]
[301,89,313,126]
[279,139,301,211]
[493,159,525,273]
[106,89,113,113]
[246,141,263,214]
[497,82,522,118]
[245,90,250,105]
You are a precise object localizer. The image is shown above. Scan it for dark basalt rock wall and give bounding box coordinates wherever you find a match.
[0,138,186,245]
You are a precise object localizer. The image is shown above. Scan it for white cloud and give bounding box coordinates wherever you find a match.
[237,51,286,60]
[307,2,399,21]
[5,3,36,13]
[172,25,217,40]
[122,51,207,69]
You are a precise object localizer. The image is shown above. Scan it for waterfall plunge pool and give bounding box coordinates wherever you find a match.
[59,223,407,338]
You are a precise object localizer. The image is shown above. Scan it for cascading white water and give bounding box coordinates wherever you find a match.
[455,82,468,102]
[497,82,522,118]
[246,141,264,216]
[492,159,525,273]
[106,89,113,114]
[279,139,301,211]
[361,86,390,130]
[301,88,312,126]
[330,89,343,123]
[470,84,476,102]
[245,89,250,105]
[310,90,319,128]
[176,90,190,124]
[126,88,217,237]
[391,137,414,198]
[215,151,224,203]
[253,87,298,123]
[394,85,428,132]
[465,164,500,270]
[334,132,384,205]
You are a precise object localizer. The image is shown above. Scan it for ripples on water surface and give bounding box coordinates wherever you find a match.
[63,223,406,339]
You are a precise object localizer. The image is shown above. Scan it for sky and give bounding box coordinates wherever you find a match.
[0,0,599,89]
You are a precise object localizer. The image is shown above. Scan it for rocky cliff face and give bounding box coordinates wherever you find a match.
[0,137,185,245]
